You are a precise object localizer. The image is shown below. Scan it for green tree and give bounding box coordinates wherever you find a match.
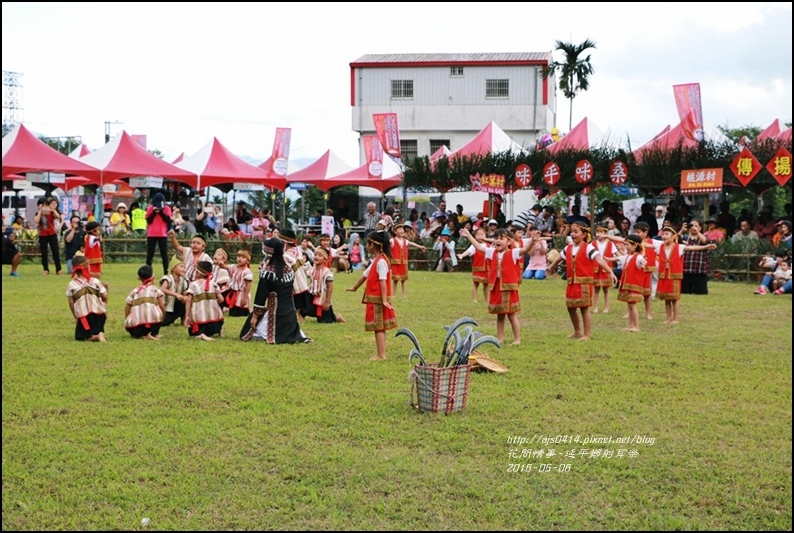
[717,124,762,144]
[542,38,597,131]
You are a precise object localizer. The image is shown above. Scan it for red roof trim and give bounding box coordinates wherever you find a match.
[350,60,547,68]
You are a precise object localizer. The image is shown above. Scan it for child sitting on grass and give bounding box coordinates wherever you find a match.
[124,265,166,340]
[66,255,108,342]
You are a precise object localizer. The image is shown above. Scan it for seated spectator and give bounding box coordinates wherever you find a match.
[754,249,790,294]
[433,228,457,272]
[251,210,269,240]
[773,220,792,250]
[347,232,368,271]
[772,260,792,295]
[238,215,254,237]
[703,218,725,242]
[731,219,759,247]
[109,202,131,235]
[221,217,242,239]
[753,207,778,243]
[2,227,22,276]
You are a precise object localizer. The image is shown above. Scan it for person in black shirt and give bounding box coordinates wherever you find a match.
[63,215,86,274]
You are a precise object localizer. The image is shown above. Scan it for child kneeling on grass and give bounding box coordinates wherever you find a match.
[66,255,108,342]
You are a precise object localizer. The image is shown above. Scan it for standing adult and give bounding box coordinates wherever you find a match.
[34,196,62,275]
[130,201,147,236]
[63,215,86,274]
[680,219,711,295]
[240,237,310,344]
[635,203,659,239]
[145,192,173,277]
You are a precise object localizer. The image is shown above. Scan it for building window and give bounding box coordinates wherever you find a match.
[430,139,450,154]
[391,79,414,99]
[486,79,509,99]
[400,140,418,160]
[450,66,464,77]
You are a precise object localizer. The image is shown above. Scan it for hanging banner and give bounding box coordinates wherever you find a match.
[609,160,628,185]
[373,113,401,158]
[673,83,705,142]
[321,215,335,239]
[270,127,292,176]
[363,135,383,179]
[680,168,723,194]
[575,160,593,184]
[543,162,560,186]
[765,147,792,186]
[729,147,762,187]
[514,164,532,188]
[469,172,505,194]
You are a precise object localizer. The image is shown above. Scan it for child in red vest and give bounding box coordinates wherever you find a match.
[84,221,104,279]
[347,231,396,361]
[457,226,491,303]
[617,234,647,332]
[593,222,618,314]
[390,222,426,298]
[459,227,537,345]
[547,221,617,341]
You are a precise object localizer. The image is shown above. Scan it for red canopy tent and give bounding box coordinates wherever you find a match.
[632,120,699,163]
[447,121,525,158]
[777,127,792,142]
[175,137,286,191]
[285,150,353,192]
[545,117,605,155]
[755,119,782,142]
[78,131,198,187]
[324,154,403,194]
[2,123,101,181]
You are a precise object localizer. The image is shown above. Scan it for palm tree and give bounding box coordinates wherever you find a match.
[542,38,597,131]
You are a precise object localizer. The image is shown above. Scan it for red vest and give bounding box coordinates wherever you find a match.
[594,240,614,274]
[658,243,683,280]
[620,254,645,293]
[643,239,658,272]
[471,247,488,273]
[84,235,103,269]
[390,238,407,266]
[565,243,595,285]
[488,249,520,291]
[363,254,392,304]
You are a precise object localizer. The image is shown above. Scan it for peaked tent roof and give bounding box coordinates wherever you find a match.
[777,127,792,142]
[755,119,782,142]
[285,150,353,192]
[2,123,101,180]
[68,143,92,159]
[324,155,403,194]
[175,137,286,190]
[79,131,198,186]
[448,121,525,158]
[171,152,187,164]
[632,120,699,163]
[545,117,606,155]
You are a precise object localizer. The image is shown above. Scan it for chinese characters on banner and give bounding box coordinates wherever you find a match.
[363,135,383,179]
[765,147,792,186]
[514,164,532,188]
[728,147,762,187]
[609,160,628,185]
[270,127,292,176]
[680,168,723,194]
[673,83,704,142]
[373,113,401,158]
[543,162,560,186]
[575,160,593,184]
[470,172,505,194]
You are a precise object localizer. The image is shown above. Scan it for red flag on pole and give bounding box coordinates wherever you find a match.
[673,83,704,142]
[373,113,401,158]
[270,127,291,176]
[363,135,383,179]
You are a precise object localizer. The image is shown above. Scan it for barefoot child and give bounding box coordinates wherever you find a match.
[632,222,658,319]
[653,225,717,324]
[184,260,225,341]
[617,235,647,332]
[211,248,232,309]
[124,264,166,340]
[457,226,490,303]
[390,221,426,298]
[160,261,188,326]
[300,247,346,323]
[84,221,105,285]
[547,221,617,341]
[347,230,396,361]
[459,227,537,345]
[225,249,254,316]
[66,255,108,342]
[593,222,618,314]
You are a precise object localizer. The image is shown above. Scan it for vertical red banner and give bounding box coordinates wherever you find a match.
[373,113,401,158]
[270,127,291,176]
[673,83,704,142]
[363,135,383,179]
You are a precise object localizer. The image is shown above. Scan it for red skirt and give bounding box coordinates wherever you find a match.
[391,263,408,281]
[566,282,594,308]
[488,278,520,315]
[618,288,643,303]
[364,303,397,332]
[594,269,612,287]
[657,278,681,301]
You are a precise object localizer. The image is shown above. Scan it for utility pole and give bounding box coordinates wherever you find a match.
[104,120,123,143]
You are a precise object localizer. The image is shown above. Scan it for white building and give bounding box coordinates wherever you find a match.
[349,52,557,218]
[350,52,557,160]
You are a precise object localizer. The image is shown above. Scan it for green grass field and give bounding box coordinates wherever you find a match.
[2,263,791,530]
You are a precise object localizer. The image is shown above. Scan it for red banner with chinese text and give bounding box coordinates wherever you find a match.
[673,83,704,142]
[765,147,792,186]
[543,162,560,186]
[575,160,593,184]
[680,168,723,194]
[609,160,628,185]
[729,147,762,187]
[363,135,383,179]
[373,113,401,158]
[470,173,505,194]
[270,127,292,176]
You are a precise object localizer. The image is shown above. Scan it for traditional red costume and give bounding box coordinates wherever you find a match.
[362,254,397,332]
[564,243,596,308]
[487,249,521,315]
[657,243,683,301]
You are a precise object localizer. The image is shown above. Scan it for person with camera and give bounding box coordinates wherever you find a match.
[145,192,173,277]
[63,215,86,274]
[34,196,62,275]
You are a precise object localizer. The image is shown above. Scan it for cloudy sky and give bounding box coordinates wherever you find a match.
[3,2,791,168]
